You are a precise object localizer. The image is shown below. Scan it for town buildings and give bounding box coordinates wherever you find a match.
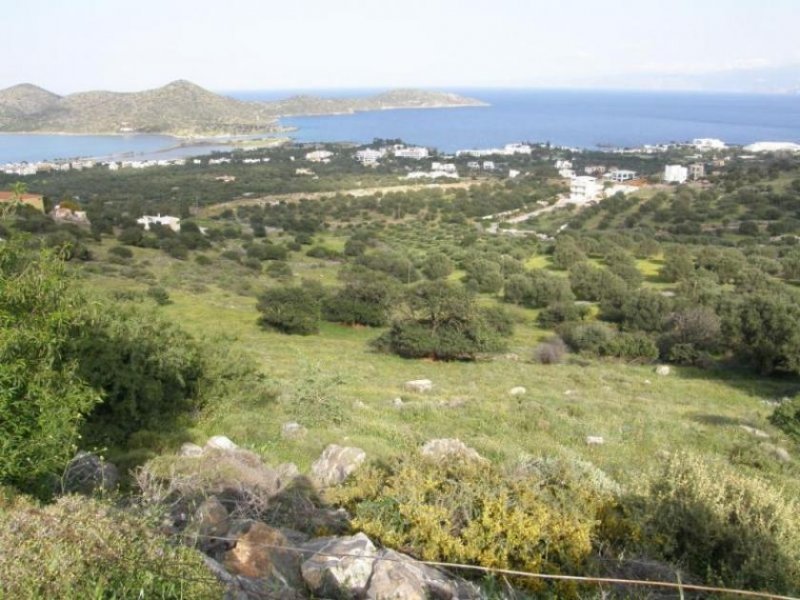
[136,214,181,232]
[664,164,689,184]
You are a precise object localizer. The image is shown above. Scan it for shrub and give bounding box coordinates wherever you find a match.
[463,258,503,293]
[146,285,171,305]
[422,251,454,280]
[604,331,659,362]
[636,453,800,594]
[323,272,398,327]
[330,455,610,596]
[551,237,587,270]
[195,254,212,266]
[659,307,721,365]
[770,396,800,443]
[108,245,133,260]
[307,245,342,260]
[533,336,568,364]
[505,270,574,308]
[537,302,590,328]
[256,284,321,335]
[0,244,100,493]
[559,321,615,355]
[266,260,293,280]
[0,495,221,599]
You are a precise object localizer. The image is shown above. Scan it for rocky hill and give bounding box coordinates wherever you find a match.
[0,80,486,136]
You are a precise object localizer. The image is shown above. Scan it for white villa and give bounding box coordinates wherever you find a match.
[393,146,429,159]
[605,169,637,183]
[664,165,689,184]
[305,150,334,163]
[354,148,386,165]
[137,214,181,232]
[569,176,601,204]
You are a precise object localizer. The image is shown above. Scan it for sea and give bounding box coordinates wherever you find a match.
[2,89,799,164]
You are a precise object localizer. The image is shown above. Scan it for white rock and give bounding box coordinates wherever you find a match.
[586,436,605,445]
[205,435,238,451]
[509,386,526,396]
[392,397,405,408]
[179,442,204,457]
[404,379,433,393]
[655,365,671,376]
[311,444,367,488]
[739,425,770,439]
[761,443,791,463]
[281,422,307,440]
[420,438,486,463]
[301,533,377,597]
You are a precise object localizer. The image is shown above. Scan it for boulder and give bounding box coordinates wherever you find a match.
[206,435,239,451]
[654,365,671,376]
[391,397,405,408]
[310,444,367,488]
[586,436,605,446]
[62,452,119,495]
[366,549,481,600]
[224,521,305,589]
[281,422,307,440]
[420,439,485,463]
[179,442,204,457]
[301,533,377,598]
[404,379,433,393]
[509,386,526,396]
[739,425,770,439]
[194,496,231,555]
[761,443,791,463]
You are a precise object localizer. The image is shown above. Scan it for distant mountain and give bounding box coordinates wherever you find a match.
[0,81,486,136]
[585,63,800,95]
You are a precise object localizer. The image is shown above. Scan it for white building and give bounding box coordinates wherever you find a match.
[743,141,800,153]
[692,138,726,151]
[355,148,386,165]
[664,164,689,184]
[431,162,458,175]
[393,146,429,159]
[137,214,181,232]
[482,161,495,171]
[606,169,637,183]
[504,143,532,155]
[305,150,334,163]
[689,163,706,180]
[569,176,601,204]
[508,169,521,179]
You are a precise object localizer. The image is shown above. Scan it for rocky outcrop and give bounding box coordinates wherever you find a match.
[404,379,433,393]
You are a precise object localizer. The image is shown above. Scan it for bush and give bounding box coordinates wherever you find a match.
[505,270,574,308]
[659,307,721,365]
[605,331,659,362]
[195,254,213,266]
[256,284,321,335]
[0,244,100,492]
[559,321,615,355]
[266,260,293,280]
[108,245,133,260]
[323,272,398,327]
[329,455,611,596]
[146,285,171,305]
[537,301,590,327]
[533,336,568,364]
[0,495,221,599]
[770,396,800,443]
[307,245,342,260]
[634,454,800,594]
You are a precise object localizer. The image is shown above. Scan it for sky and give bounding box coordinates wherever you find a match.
[3,0,800,94]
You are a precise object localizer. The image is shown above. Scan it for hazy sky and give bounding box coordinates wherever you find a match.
[4,0,800,93]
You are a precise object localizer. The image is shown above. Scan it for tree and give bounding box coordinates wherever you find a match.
[660,247,694,283]
[618,290,673,332]
[324,269,399,327]
[422,251,454,280]
[256,285,321,335]
[551,237,586,270]
[722,292,800,374]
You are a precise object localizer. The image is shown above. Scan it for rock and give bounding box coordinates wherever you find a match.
[301,533,377,598]
[391,397,405,408]
[761,443,791,463]
[655,365,671,376]
[281,422,307,440]
[310,444,367,488]
[644,379,652,385]
[353,400,368,409]
[439,397,468,409]
[404,379,433,393]
[504,353,520,362]
[739,425,770,439]
[275,462,300,485]
[586,436,605,445]
[62,452,119,495]
[509,386,526,396]
[224,521,305,589]
[206,435,238,451]
[420,439,486,463]
[179,442,204,457]
[564,389,576,396]
[194,496,230,555]
[366,549,481,600]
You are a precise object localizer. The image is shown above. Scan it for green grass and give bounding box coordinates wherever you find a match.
[80,235,800,498]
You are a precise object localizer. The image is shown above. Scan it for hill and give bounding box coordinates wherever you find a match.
[0,81,486,136]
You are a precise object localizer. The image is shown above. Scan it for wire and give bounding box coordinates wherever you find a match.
[188,532,800,600]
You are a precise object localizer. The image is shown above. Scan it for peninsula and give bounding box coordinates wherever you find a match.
[0,80,486,137]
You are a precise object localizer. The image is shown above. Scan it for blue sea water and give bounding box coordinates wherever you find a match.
[1,89,799,163]
[275,89,800,152]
